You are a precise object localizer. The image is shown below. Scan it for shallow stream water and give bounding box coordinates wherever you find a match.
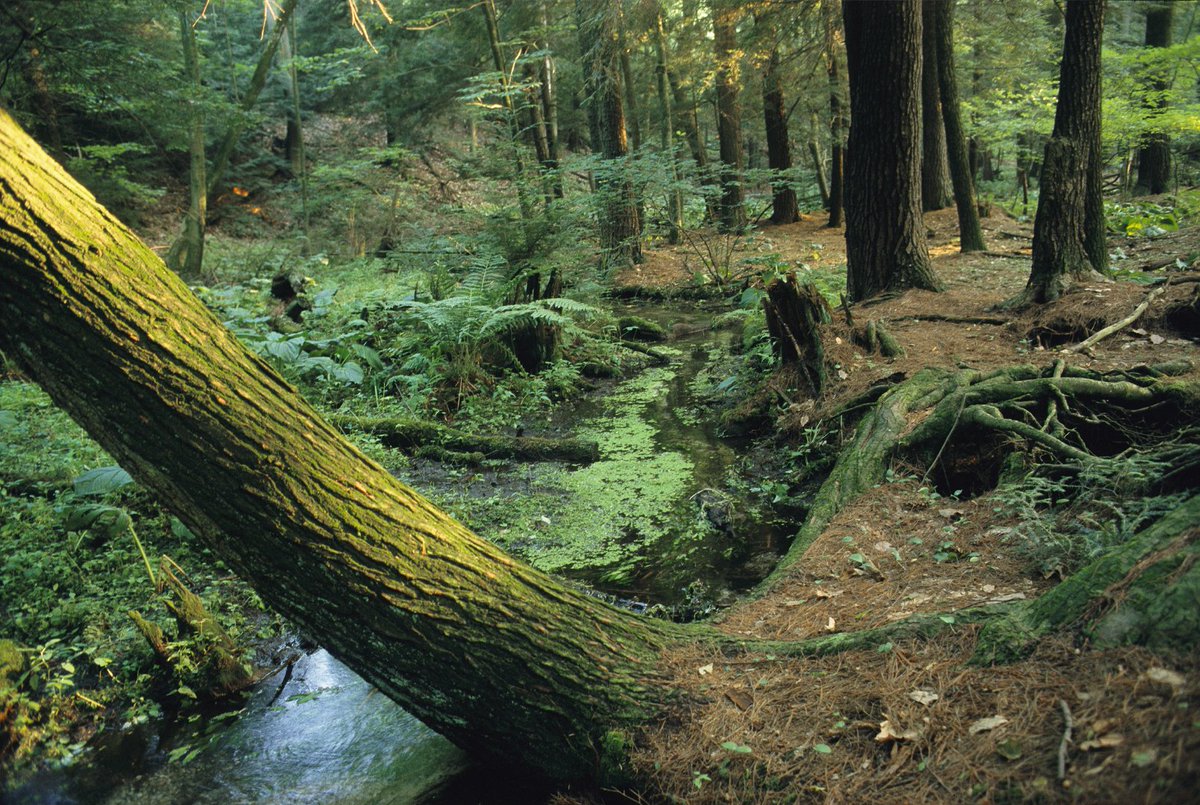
[10,302,784,804]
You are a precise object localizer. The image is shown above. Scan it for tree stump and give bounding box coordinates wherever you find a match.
[763,272,832,394]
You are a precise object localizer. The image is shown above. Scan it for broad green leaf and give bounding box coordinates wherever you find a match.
[73,466,133,496]
[63,504,132,540]
[813,743,832,754]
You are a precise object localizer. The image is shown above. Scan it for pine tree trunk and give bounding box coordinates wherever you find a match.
[618,44,642,153]
[930,0,985,252]
[713,4,747,232]
[537,0,564,198]
[842,0,942,302]
[808,117,830,210]
[577,0,642,270]
[1134,3,1172,196]
[1024,0,1107,304]
[758,13,799,225]
[825,0,844,228]
[920,1,952,212]
[653,5,684,244]
[0,109,685,784]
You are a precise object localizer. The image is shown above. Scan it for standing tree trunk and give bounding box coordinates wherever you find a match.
[0,108,683,785]
[712,3,747,232]
[203,0,297,203]
[282,14,309,250]
[537,0,565,198]
[618,40,642,153]
[653,5,684,244]
[1134,3,1172,196]
[482,0,534,220]
[808,112,830,209]
[920,1,953,212]
[931,0,985,252]
[841,0,942,302]
[758,12,799,225]
[577,0,643,270]
[166,11,207,278]
[825,0,845,228]
[1021,0,1107,305]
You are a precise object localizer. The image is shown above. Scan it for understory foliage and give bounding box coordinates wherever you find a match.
[995,450,1190,578]
[0,384,276,769]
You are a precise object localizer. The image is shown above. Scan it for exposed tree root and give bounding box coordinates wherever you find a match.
[759,361,1199,661]
[972,495,1200,664]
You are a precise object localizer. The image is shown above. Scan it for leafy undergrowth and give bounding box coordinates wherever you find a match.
[0,382,282,776]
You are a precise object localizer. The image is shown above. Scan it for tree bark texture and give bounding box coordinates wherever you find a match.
[1134,3,1172,196]
[841,0,942,302]
[759,23,799,225]
[824,0,844,228]
[713,4,747,232]
[577,0,643,270]
[762,273,830,393]
[930,0,985,252]
[0,110,685,783]
[653,5,684,244]
[1026,0,1107,303]
[920,1,952,212]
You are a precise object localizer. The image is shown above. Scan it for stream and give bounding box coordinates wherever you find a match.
[9,302,786,804]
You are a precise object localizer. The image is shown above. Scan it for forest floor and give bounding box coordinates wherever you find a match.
[605,206,1200,803]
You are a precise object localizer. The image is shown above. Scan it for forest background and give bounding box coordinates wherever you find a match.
[1,0,1200,802]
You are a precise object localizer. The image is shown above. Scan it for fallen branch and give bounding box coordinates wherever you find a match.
[331,415,601,463]
[619,339,672,365]
[1058,699,1073,780]
[1063,286,1164,354]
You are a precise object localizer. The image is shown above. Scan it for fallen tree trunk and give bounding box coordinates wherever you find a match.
[2,110,1196,790]
[330,415,600,463]
[0,110,690,784]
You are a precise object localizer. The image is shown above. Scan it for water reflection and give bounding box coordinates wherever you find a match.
[13,650,467,804]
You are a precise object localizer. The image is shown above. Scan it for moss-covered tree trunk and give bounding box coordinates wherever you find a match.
[841,0,942,302]
[0,109,687,784]
[1022,0,1107,305]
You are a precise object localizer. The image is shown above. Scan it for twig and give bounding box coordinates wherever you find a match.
[1058,698,1073,780]
[921,393,968,485]
[1063,286,1164,354]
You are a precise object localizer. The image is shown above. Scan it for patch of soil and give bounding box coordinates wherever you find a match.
[718,485,1048,643]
